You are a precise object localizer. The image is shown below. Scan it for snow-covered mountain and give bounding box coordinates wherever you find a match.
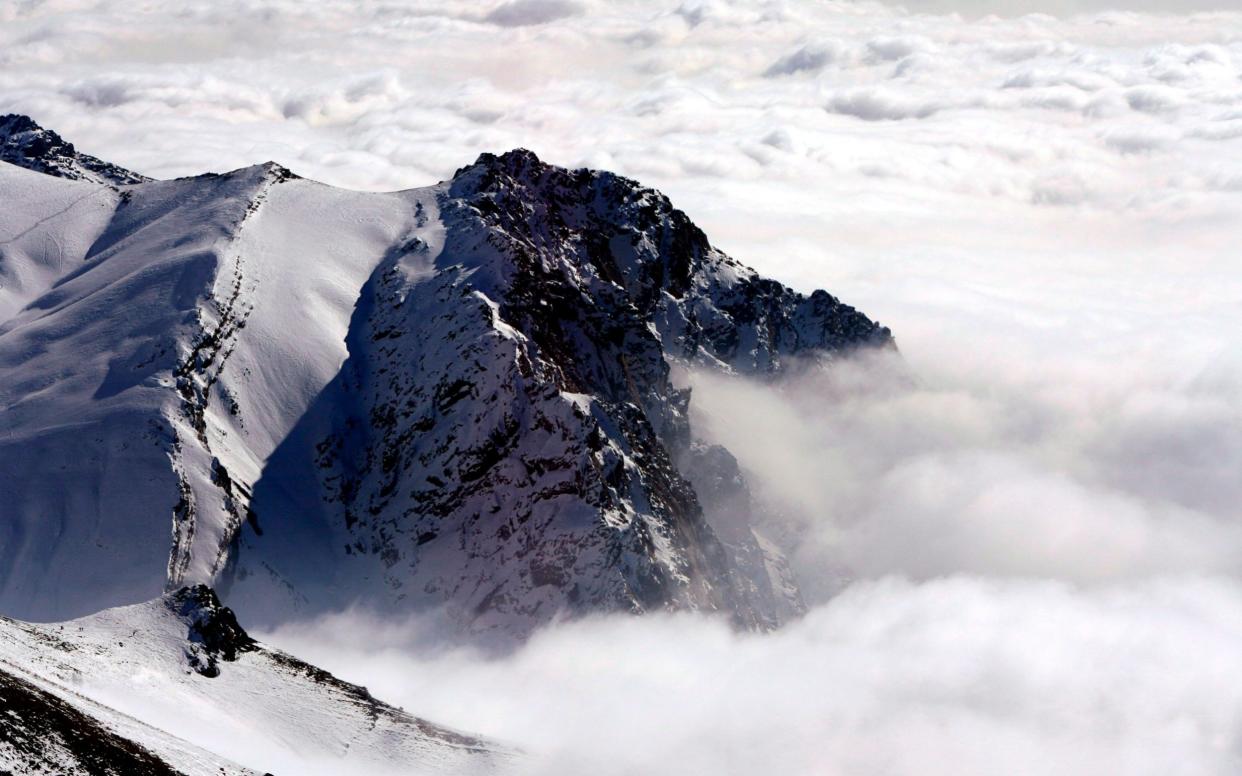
[0,585,509,775]
[0,115,891,641]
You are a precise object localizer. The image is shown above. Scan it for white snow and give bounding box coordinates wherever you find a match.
[0,593,510,775]
[0,165,120,321]
[0,162,441,621]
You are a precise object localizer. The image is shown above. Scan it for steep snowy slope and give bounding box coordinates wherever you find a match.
[0,586,508,776]
[0,664,254,776]
[2,163,271,620]
[0,159,430,621]
[0,165,121,321]
[0,116,891,640]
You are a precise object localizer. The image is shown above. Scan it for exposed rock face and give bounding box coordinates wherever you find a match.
[0,114,149,186]
[268,149,891,637]
[167,585,257,677]
[0,115,891,641]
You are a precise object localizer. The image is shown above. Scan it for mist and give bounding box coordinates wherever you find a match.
[686,347,1242,599]
[259,575,1242,776]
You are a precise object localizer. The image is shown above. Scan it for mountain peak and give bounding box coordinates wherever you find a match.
[483,147,543,166]
[0,120,891,642]
[0,113,149,186]
[451,147,551,190]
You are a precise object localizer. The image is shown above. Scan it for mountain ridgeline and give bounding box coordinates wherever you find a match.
[0,115,892,641]
[0,584,511,775]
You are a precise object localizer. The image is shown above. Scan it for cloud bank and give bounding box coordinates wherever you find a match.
[3,0,1242,774]
[262,576,1242,776]
[896,0,1239,15]
[687,348,1242,600]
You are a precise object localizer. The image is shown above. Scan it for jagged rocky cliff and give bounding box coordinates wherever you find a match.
[0,115,891,640]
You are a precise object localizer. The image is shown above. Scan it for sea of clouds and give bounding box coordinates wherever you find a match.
[5,0,1242,773]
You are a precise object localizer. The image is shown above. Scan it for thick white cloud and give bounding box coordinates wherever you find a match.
[686,349,1242,598]
[261,576,1242,776]
[3,1,1242,773]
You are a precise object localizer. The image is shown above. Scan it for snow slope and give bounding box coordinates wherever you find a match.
[0,158,432,621]
[0,664,255,776]
[0,164,120,321]
[0,116,891,640]
[0,586,509,775]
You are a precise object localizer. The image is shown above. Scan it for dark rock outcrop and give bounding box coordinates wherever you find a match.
[0,113,148,186]
[167,585,256,677]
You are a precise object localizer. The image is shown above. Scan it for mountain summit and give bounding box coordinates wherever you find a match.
[0,116,891,640]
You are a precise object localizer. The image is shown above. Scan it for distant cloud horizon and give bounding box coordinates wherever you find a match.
[883,0,1242,15]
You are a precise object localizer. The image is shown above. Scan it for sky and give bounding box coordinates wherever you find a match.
[3,0,1242,774]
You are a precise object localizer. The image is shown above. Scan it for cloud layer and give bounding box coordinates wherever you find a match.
[262,576,1242,776]
[4,1,1242,774]
[687,347,1242,601]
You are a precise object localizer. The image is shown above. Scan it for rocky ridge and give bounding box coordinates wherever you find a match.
[0,114,149,186]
